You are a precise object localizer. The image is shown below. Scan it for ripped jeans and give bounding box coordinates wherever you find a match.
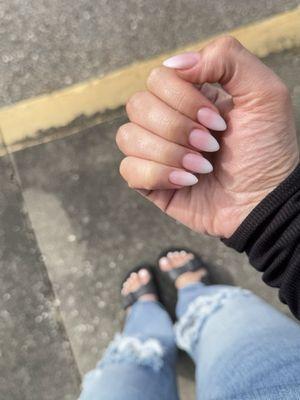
[79,284,300,400]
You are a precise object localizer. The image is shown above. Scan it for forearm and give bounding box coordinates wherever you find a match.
[223,164,300,319]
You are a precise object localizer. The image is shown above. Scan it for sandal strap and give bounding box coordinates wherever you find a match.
[167,257,203,282]
[122,280,157,309]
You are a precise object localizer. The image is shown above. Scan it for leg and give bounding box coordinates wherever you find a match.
[176,283,300,400]
[159,250,300,400]
[79,269,179,400]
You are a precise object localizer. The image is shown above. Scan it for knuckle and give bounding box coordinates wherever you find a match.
[126,91,148,115]
[147,66,186,111]
[213,35,241,52]
[119,157,129,179]
[147,66,164,89]
[119,157,140,189]
[116,123,132,150]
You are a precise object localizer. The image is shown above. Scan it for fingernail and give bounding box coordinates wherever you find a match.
[163,52,199,69]
[197,108,227,131]
[169,170,198,186]
[189,129,220,152]
[182,153,213,174]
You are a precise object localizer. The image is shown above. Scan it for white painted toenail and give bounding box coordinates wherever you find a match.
[160,257,168,266]
[139,269,149,277]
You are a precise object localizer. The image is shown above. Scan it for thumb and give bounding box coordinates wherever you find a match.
[163,36,281,99]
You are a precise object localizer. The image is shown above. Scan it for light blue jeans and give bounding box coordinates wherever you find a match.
[79,284,300,400]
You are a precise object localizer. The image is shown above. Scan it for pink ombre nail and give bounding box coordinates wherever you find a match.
[163,52,199,69]
[197,108,227,131]
[169,170,198,186]
[182,154,213,174]
[189,129,220,152]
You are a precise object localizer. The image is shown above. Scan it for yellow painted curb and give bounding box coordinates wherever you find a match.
[1,7,300,152]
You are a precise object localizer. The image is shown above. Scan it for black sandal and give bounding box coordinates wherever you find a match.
[121,264,161,310]
[156,247,212,320]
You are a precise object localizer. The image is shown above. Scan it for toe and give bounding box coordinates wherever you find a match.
[182,252,194,264]
[173,252,182,263]
[123,273,139,295]
[130,273,141,292]
[122,280,129,295]
[166,252,178,267]
[167,251,178,259]
[159,256,172,271]
[138,269,151,285]
[160,250,206,289]
[170,251,194,268]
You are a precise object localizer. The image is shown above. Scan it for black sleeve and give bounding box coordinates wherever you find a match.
[222,164,300,319]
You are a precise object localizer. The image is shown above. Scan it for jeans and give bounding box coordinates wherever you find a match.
[79,283,300,400]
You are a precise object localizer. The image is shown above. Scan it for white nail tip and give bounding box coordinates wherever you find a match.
[160,257,168,265]
[202,159,214,173]
[204,136,220,152]
[162,53,198,69]
[197,108,227,131]
[169,171,198,186]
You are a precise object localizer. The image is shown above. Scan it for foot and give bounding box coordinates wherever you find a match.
[159,250,207,289]
[121,269,157,311]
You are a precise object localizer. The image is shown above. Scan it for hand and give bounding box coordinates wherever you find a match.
[116,36,299,238]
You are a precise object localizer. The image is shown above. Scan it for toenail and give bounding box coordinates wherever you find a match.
[160,257,168,266]
[139,269,149,277]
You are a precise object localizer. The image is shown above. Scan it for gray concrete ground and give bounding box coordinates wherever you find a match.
[0,137,80,399]
[0,47,299,399]
[1,0,300,106]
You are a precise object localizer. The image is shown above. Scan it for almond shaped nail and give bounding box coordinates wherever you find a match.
[163,52,199,69]
[169,170,198,186]
[182,153,213,174]
[189,129,220,152]
[197,107,227,131]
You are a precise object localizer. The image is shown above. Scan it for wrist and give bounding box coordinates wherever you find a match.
[223,162,300,240]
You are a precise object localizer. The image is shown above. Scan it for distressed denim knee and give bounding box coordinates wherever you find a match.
[175,287,251,353]
[99,334,166,371]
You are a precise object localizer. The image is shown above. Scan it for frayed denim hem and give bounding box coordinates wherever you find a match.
[175,287,250,353]
[98,333,165,372]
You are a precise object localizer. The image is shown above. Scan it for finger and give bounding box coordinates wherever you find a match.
[119,157,198,190]
[116,122,215,173]
[200,83,233,115]
[126,91,219,149]
[163,36,282,98]
[146,66,221,123]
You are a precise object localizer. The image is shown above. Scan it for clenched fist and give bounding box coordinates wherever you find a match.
[116,36,299,238]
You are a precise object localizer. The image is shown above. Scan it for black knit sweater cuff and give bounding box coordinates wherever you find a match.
[223,164,300,252]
